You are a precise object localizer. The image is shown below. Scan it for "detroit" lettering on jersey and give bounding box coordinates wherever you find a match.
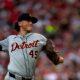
[0,33,47,77]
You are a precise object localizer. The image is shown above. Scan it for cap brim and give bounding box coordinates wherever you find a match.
[30,17,38,23]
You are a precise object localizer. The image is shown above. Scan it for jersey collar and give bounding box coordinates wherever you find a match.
[17,33,33,38]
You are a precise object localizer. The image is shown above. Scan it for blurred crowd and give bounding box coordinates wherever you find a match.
[0,0,80,80]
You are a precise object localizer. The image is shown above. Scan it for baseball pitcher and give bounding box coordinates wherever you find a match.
[0,13,64,80]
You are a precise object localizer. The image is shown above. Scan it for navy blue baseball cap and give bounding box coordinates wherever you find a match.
[18,13,38,23]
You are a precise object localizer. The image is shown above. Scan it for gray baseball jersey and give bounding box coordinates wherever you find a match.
[0,33,47,77]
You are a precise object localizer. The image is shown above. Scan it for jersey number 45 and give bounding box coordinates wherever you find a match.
[29,50,38,59]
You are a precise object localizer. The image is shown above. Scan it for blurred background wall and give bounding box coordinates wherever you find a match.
[0,0,80,80]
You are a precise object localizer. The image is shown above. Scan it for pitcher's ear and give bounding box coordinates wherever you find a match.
[18,22,22,27]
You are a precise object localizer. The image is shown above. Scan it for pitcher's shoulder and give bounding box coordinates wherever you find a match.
[32,33,46,37]
[32,33,47,40]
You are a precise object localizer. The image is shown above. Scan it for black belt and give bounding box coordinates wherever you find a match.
[9,72,32,80]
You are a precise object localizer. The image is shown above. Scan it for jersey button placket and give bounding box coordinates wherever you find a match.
[20,36,30,77]
[25,37,31,77]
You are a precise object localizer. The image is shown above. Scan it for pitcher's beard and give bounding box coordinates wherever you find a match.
[26,30,31,33]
